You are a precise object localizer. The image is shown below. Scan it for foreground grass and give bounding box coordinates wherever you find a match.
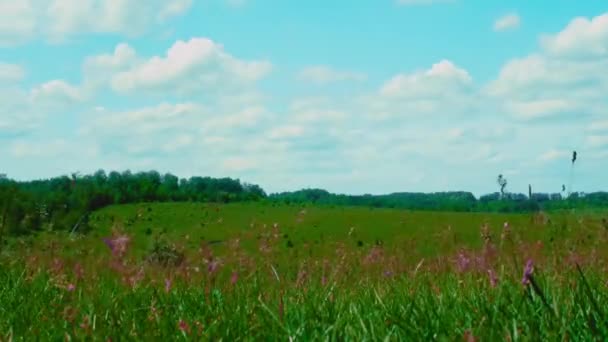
[1,267,606,340]
[1,203,607,340]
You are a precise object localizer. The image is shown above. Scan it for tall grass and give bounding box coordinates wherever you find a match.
[1,203,606,340]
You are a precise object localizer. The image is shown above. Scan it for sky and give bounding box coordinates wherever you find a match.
[0,0,607,197]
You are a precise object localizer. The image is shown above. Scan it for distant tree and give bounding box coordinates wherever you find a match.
[497,174,508,199]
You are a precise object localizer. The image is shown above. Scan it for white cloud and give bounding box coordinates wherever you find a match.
[162,134,194,152]
[0,62,25,83]
[81,102,201,137]
[539,149,569,162]
[269,125,305,139]
[221,157,257,172]
[158,0,193,21]
[0,0,193,45]
[505,99,579,121]
[10,139,69,157]
[380,60,472,98]
[588,120,608,132]
[297,66,366,84]
[586,135,608,148]
[110,38,272,94]
[30,80,84,108]
[84,43,137,74]
[494,13,521,32]
[540,13,608,58]
[487,12,608,123]
[0,1,37,45]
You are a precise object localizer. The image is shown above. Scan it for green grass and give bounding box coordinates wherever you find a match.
[1,202,607,340]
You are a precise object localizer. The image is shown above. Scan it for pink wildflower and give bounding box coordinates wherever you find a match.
[487,269,498,288]
[456,250,471,273]
[522,259,534,286]
[230,271,239,286]
[178,319,190,334]
[207,260,220,274]
[102,235,130,257]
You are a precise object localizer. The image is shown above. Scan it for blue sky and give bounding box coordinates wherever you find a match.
[1,0,607,196]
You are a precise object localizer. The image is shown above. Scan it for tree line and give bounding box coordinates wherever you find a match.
[0,170,265,237]
[268,189,608,212]
[1,170,607,238]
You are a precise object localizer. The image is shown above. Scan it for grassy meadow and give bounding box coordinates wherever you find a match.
[1,202,608,340]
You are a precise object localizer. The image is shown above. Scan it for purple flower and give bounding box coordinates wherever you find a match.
[207,260,220,274]
[456,251,471,273]
[66,283,76,292]
[230,271,239,286]
[487,269,498,288]
[522,259,534,285]
[164,278,172,293]
[102,235,130,256]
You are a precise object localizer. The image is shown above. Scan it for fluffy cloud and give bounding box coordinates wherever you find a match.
[539,149,570,162]
[0,0,193,45]
[0,62,26,83]
[83,43,138,87]
[588,120,608,133]
[109,38,272,95]
[0,1,37,45]
[494,13,521,32]
[0,76,86,139]
[487,12,608,124]
[380,60,472,98]
[30,80,85,107]
[297,66,366,84]
[540,13,608,58]
[359,60,479,123]
[220,157,257,172]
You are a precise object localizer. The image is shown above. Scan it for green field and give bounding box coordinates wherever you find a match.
[1,203,607,340]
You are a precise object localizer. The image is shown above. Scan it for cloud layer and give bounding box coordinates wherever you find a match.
[1,6,607,196]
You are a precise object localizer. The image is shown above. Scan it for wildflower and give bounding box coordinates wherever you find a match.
[463,330,477,342]
[456,250,471,273]
[66,283,76,292]
[80,317,90,332]
[164,278,172,293]
[207,260,220,274]
[487,269,498,288]
[102,235,130,257]
[178,319,191,334]
[522,259,534,286]
[501,222,511,240]
[73,263,84,280]
[230,271,239,286]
